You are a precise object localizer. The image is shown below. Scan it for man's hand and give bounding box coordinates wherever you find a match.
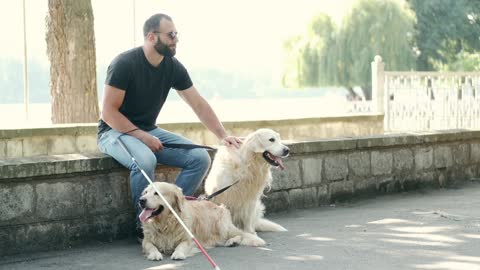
[221,136,242,148]
[136,131,164,152]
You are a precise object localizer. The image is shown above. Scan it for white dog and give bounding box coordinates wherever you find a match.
[139,182,265,261]
[204,128,290,236]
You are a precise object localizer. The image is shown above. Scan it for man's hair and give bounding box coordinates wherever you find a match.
[143,13,172,38]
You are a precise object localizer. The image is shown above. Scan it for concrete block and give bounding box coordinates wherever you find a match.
[86,173,130,215]
[88,213,134,242]
[6,139,23,158]
[0,140,6,158]
[371,151,393,176]
[453,143,469,165]
[414,171,438,188]
[302,157,323,186]
[317,185,329,205]
[378,177,401,193]
[76,135,100,154]
[263,191,289,213]
[348,151,370,176]
[329,180,354,202]
[471,143,480,163]
[0,184,34,222]
[354,177,378,196]
[10,223,67,256]
[434,145,453,168]
[271,159,302,191]
[415,146,433,171]
[288,187,317,209]
[324,154,348,181]
[393,148,414,172]
[36,182,84,220]
[48,136,77,155]
[22,137,49,157]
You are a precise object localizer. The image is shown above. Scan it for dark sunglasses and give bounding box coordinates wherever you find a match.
[153,31,178,40]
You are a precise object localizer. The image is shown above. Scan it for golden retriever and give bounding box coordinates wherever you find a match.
[139,182,265,261]
[204,128,290,237]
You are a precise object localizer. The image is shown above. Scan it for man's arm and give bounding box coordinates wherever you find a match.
[176,86,241,148]
[101,84,163,151]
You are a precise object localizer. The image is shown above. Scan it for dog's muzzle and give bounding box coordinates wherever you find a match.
[262,148,289,170]
[138,204,164,223]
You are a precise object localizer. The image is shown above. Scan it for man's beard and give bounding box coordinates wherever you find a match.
[154,39,176,57]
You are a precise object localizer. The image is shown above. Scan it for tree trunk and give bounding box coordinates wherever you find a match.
[46,0,99,124]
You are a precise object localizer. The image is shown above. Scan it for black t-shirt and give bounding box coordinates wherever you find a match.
[98,46,193,137]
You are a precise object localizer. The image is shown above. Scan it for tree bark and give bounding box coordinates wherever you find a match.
[46,0,99,123]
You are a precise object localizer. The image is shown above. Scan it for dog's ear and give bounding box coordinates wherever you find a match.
[243,132,265,153]
[172,188,184,213]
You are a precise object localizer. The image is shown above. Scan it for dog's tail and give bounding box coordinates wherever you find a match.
[255,218,288,232]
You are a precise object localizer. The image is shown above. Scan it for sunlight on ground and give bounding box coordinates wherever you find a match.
[296,233,335,241]
[459,234,480,239]
[383,233,463,243]
[389,226,454,234]
[368,218,423,225]
[380,238,452,247]
[448,256,480,263]
[413,261,480,270]
[285,255,324,261]
[145,263,185,270]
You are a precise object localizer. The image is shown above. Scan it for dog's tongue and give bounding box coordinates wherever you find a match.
[139,208,155,223]
[274,157,285,170]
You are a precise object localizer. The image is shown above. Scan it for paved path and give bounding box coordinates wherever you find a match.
[2,182,480,270]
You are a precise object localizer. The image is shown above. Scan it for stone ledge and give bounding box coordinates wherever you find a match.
[0,115,384,140]
[290,129,480,154]
[0,153,117,180]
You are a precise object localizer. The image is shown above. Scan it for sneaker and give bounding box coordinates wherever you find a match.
[136,227,144,244]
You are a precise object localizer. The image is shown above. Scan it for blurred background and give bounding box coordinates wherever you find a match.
[0,0,479,127]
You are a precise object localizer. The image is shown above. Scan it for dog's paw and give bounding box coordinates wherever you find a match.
[171,250,186,260]
[241,233,266,247]
[225,236,242,247]
[146,250,163,261]
[250,237,266,247]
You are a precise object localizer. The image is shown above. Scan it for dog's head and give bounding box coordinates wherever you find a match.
[243,128,290,170]
[138,182,184,224]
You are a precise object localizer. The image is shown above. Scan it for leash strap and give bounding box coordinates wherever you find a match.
[205,180,239,200]
[119,133,216,151]
[162,143,215,151]
[185,181,239,201]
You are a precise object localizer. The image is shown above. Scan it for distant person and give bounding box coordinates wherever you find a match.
[97,13,242,240]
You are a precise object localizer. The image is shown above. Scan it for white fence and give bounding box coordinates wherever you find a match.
[372,56,480,132]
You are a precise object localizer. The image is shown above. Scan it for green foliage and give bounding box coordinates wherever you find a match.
[409,0,480,71]
[437,52,480,72]
[283,0,416,94]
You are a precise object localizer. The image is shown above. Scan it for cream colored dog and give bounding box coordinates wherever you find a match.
[139,182,265,261]
[204,128,290,236]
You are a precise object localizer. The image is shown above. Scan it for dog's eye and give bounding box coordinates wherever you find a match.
[269,138,275,142]
[154,192,158,196]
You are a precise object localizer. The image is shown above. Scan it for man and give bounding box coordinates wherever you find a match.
[97,13,241,239]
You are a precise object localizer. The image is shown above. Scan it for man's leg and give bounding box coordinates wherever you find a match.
[148,128,211,196]
[98,129,157,229]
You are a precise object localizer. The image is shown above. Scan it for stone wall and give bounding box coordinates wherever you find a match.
[1,129,479,256]
[0,114,383,158]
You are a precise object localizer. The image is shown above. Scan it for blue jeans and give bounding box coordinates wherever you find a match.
[97,127,211,228]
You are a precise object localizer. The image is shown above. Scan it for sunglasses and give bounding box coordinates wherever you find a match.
[153,31,178,40]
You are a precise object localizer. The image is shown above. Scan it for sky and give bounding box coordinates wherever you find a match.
[0,0,355,76]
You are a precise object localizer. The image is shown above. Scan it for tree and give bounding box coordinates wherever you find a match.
[283,0,416,99]
[282,14,337,88]
[46,0,99,123]
[409,0,480,71]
